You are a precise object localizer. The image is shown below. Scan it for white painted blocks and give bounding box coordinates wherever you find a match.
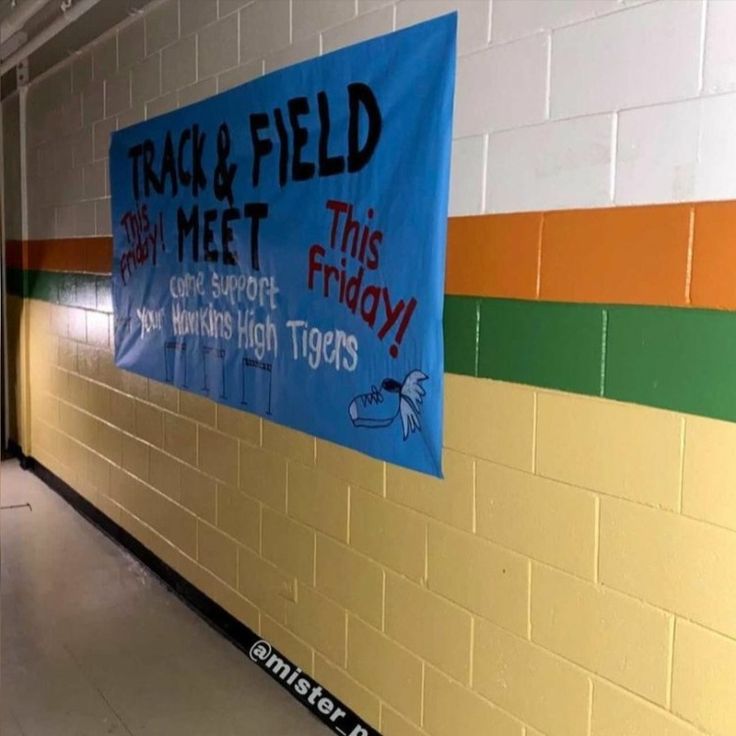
[264,36,320,74]
[240,0,290,61]
[491,0,619,43]
[293,0,356,42]
[132,55,161,107]
[550,0,704,119]
[96,199,112,235]
[180,0,218,37]
[93,35,118,80]
[486,113,613,213]
[218,61,264,92]
[105,72,131,118]
[449,135,485,216]
[615,90,736,206]
[71,53,93,93]
[695,91,736,202]
[454,33,548,138]
[704,0,736,94]
[161,36,197,95]
[145,0,179,55]
[118,18,145,70]
[396,0,491,54]
[198,17,239,79]
[322,6,394,54]
[83,160,108,200]
[616,99,700,205]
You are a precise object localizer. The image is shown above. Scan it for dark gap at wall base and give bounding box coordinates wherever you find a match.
[10,450,380,736]
[4,439,31,466]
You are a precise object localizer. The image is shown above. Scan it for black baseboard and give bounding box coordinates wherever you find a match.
[10,452,380,736]
[4,439,32,468]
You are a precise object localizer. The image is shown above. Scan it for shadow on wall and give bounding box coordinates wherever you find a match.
[4,292,22,445]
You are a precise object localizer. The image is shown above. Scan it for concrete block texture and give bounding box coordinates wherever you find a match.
[14,2,736,736]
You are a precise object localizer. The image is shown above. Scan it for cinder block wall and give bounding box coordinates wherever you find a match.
[8,1,736,735]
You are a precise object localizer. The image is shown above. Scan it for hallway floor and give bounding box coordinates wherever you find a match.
[0,460,330,736]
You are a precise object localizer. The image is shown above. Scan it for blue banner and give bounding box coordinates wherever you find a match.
[110,14,456,477]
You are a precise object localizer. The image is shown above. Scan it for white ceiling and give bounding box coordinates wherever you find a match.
[0,0,21,23]
[1,0,156,95]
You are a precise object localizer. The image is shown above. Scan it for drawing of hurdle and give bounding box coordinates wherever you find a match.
[201,345,227,399]
[241,357,273,415]
[164,340,188,387]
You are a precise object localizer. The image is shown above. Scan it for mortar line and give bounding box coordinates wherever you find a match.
[474,299,481,378]
[609,112,618,203]
[535,213,544,299]
[685,207,695,305]
[594,495,601,584]
[480,133,489,213]
[678,417,686,515]
[697,0,708,94]
[526,559,533,640]
[544,32,551,120]
[587,677,594,736]
[667,616,677,709]
[528,390,536,474]
[600,309,609,397]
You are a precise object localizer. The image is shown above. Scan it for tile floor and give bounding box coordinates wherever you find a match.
[0,460,330,736]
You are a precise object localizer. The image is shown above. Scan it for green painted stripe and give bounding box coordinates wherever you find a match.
[443,296,479,376]
[605,306,736,422]
[6,268,24,298]
[478,299,605,396]
[6,268,112,313]
[12,269,736,426]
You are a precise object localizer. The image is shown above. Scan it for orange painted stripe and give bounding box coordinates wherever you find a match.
[84,238,115,274]
[447,203,696,306]
[446,213,541,299]
[691,201,736,310]
[8,199,736,310]
[541,204,692,306]
[6,238,113,274]
[5,240,23,270]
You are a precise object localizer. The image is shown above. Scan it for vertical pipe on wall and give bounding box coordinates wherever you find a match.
[0,92,7,452]
[17,85,31,455]
[19,87,27,244]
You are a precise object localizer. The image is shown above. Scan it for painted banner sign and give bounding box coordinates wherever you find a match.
[109,14,456,477]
